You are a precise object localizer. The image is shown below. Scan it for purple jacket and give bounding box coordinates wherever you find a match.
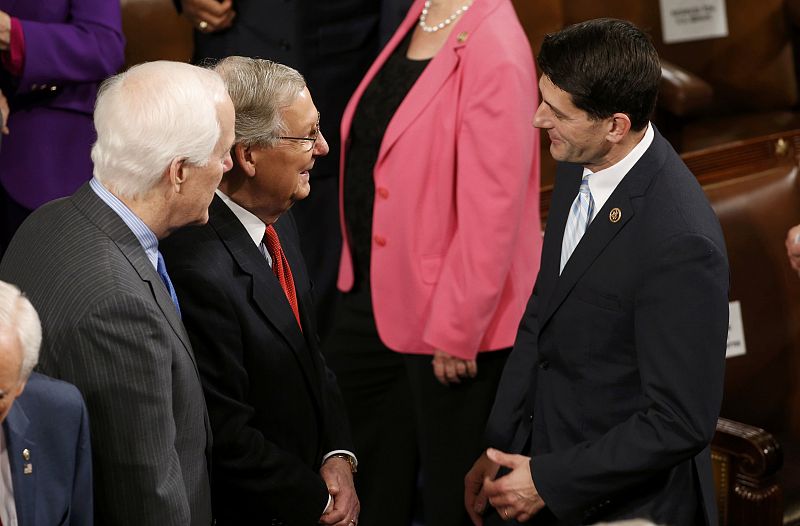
[0,0,124,209]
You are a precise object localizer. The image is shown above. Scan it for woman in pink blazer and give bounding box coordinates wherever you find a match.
[325,0,542,524]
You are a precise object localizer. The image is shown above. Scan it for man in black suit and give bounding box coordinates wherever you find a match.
[464,19,729,526]
[161,56,358,526]
[174,0,412,339]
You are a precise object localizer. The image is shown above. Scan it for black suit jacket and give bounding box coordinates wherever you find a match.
[487,129,729,525]
[176,0,412,337]
[161,196,354,526]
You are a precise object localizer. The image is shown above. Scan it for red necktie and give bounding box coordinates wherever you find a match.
[264,225,302,331]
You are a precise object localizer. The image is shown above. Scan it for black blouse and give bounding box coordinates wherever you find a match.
[343,31,430,288]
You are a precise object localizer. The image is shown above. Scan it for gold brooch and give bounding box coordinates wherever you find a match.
[609,208,622,223]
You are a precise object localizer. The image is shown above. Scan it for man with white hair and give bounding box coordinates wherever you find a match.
[0,280,92,526]
[0,61,236,526]
[161,56,358,526]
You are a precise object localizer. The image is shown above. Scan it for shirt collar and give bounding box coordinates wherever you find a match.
[215,189,266,247]
[585,122,654,221]
[90,178,160,269]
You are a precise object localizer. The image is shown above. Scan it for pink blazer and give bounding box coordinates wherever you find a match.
[338,0,542,359]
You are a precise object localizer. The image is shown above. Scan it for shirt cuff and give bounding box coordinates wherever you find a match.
[2,17,24,77]
[322,449,358,469]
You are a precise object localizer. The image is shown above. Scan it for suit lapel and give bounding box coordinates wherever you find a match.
[539,131,665,329]
[207,198,323,402]
[273,212,318,347]
[540,192,635,327]
[70,184,197,365]
[4,402,35,526]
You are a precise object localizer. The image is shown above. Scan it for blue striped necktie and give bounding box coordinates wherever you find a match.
[156,251,181,317]
[560,174,594,274]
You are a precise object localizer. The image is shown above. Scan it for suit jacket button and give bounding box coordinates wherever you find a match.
[374,235,387,247]
[279,39,291,51]
[377,187,389,199]
[538,360,550,370]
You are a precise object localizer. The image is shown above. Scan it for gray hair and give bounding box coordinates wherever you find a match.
[0,281,41,381]
[213,56,306,147]
[91,61,229,199]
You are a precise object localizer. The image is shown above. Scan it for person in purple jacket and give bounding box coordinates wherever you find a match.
[0,0,125,255]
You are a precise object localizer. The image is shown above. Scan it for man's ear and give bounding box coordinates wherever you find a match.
[167,157,187,191]
[606,113,632,144]
[235,143,257,178]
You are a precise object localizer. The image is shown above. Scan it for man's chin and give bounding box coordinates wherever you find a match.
[296,181,311,201]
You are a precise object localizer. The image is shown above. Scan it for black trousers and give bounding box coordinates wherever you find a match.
[326,283,509,526]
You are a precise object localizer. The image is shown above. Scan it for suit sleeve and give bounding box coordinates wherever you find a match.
[485,286,541,449]
[421,40,539,359]
[59,293,193,526]
[320,358,356,455]
[170,266,330,525]
[14,0,124,94]
[531,232,729,518]
[70,387,94,526]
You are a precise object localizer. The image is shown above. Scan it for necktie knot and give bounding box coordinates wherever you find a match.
[156,251,181,317]
[263,225,280,256]
[579,176,591,194]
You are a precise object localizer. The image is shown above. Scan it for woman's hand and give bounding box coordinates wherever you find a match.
[432,349,477,385]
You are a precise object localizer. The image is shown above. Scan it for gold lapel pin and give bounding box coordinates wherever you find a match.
[22,448,32,474]
[609,208,622,223]
[457,31,469,43]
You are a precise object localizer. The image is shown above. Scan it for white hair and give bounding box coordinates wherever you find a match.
[213,56,306,147]
[91,61,229,199]
[0,281,41,381]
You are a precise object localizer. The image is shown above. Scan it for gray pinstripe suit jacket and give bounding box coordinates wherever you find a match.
[0,182,213,526]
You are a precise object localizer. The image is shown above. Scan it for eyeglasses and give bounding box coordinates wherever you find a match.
[277,112,320,152]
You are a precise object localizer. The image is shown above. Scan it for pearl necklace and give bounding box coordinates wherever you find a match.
[418,0,472,33]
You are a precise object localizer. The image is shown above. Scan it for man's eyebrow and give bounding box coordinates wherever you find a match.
[543,99,566,116]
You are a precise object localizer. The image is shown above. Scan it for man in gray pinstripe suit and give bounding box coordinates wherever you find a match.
[0,61,236,526]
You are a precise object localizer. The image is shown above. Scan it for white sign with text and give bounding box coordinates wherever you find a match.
[659,0,729,44]
[726,300,746,358]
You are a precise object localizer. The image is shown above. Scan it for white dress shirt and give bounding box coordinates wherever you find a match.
[585,122,655,222]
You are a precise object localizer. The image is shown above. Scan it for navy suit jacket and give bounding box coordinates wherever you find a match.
[4,373,92,526]
[161,197,354,526]
[487,128,730,525]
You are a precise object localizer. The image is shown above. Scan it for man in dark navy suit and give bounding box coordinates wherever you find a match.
[0,280,92,526]
[465,19,729,526]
